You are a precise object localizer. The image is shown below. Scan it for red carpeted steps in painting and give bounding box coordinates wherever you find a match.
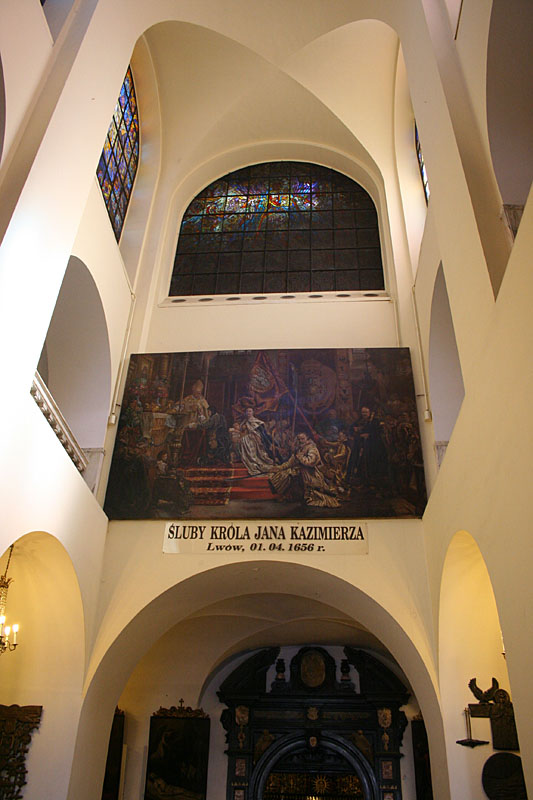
[184,463,275,505]
[184,467,234,505]
[229,464,275,501]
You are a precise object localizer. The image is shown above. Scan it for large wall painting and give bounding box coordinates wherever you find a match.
[104,348,426,520]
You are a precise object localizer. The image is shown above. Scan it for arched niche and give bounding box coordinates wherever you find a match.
[67,562,449,800]
[487,0,533,235]
[37,256,111,453]
[428,264,465,466]
[439,531,514,800]
[0,532,85,800]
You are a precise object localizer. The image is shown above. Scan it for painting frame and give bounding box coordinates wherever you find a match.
[105,348,427,521]
[144,705,210,800]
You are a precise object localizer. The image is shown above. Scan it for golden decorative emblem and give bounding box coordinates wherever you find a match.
[313,775,331,794]
[299,359,337,413]
[235,705,249,726]
[300,650,326,688]
[377,707,392,729]
[307,706,319,721]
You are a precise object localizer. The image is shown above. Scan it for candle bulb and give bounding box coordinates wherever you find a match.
[0,615,5,637]
[12,624,18,645]
[464,707,472,739]
[4,626,10,642]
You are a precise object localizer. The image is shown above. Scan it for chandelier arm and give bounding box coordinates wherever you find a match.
[1,544,14,581]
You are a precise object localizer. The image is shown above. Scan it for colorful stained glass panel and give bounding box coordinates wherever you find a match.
[170,162,384,296]
[415,123,430,203]
[247,195,268,212]
[225,196,247,213]
[96,66,140,240]
[205,198,226,214]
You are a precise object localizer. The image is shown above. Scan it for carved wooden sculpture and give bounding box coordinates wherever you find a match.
[0,704,42,799]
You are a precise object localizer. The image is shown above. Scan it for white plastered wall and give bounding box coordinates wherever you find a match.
[0,0,52,166]
[1,1,532,799]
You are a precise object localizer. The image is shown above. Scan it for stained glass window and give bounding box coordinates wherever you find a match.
[170,162,384,297]
[97,66,139,241]
[415,124,430,204]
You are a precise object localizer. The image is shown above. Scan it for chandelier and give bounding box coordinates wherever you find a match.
[0,545,19,654]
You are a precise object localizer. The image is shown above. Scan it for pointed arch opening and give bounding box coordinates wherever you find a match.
[487,0,533,239]
[40,0,76,41]
[428,264,465,467]
[0,54,5,165]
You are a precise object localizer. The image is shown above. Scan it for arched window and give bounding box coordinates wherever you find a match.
[170,162,384,297]
[96,67,139,241]
[415,124,430,204]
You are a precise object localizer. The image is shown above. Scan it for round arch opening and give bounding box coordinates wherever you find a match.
[439,530,515,799]
[67,560,449,800]
[37,255,112,485]
[252,732,379,800]
[0,532,85,799]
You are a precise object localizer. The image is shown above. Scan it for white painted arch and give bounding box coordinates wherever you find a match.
[439,530,514,800]
[67,559,450,800]
[0,531,85,800]
[38,255,112,450]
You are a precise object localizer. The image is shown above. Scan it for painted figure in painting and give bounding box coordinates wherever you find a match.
[196,406,232,466]
[347,406,388,486]
[269,432,340,508]
[322,430,351,488]
[239,407,274,476]
[181,379,209,424]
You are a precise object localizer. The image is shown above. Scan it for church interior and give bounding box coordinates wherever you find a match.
[0,1,532,798]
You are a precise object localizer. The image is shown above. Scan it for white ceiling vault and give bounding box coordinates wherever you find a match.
[138,14,401,208]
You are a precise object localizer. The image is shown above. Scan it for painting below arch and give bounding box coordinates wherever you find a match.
[104,348,426,520]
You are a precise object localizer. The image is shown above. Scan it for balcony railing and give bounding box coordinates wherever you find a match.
[31,372,89,473]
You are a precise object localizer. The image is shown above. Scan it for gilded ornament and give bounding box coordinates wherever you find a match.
[300,650,326,688]
[235,705,249,726]
[378,707,392,729]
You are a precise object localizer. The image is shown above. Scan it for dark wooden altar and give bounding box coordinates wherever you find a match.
[218,647,410,800]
